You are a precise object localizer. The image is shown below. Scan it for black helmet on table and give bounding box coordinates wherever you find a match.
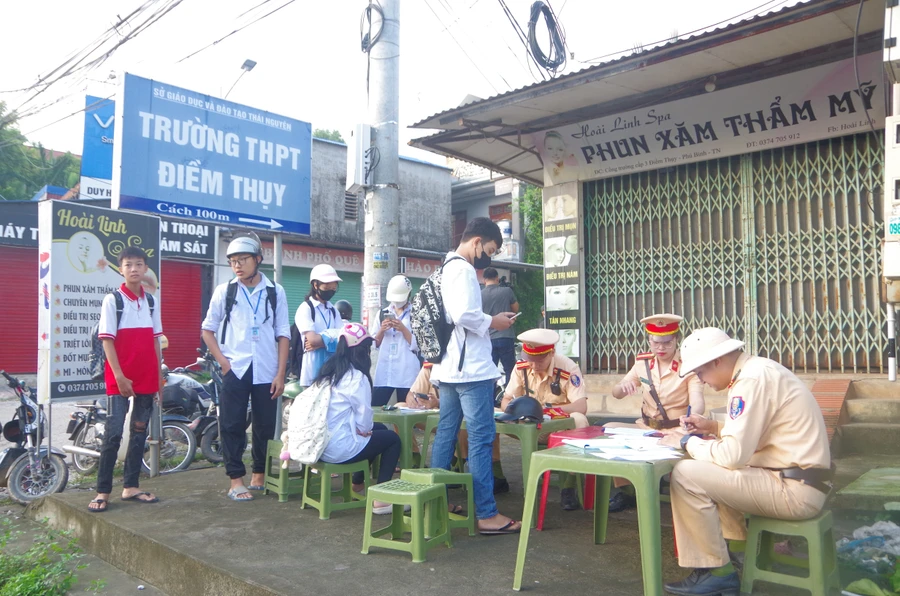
[496,396,543,424]
[335,300,353,321]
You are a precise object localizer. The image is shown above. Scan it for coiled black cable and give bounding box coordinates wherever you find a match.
[527,1,566,75]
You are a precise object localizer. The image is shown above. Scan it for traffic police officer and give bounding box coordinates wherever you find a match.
[500,328,588,510]
[611,314,704,429]
[660,328,832,596]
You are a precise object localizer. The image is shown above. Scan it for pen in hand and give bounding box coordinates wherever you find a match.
[682,406,691,430]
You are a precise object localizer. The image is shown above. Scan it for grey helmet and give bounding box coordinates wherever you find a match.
[495,396,543,424]
[226,231,262,258]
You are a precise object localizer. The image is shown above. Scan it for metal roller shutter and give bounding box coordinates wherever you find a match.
[0,246,38,373]
[259,266,362,325]
[160,260,203,368]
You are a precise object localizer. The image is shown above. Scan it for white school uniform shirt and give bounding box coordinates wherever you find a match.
[201,274,290,384]
[435,251,498,384]
[294,297,342,386]
[321,368,373,463]
[369,304,419,388]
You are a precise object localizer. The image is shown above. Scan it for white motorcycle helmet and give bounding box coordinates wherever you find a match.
[385,275,412,303]
[226,231,263,259]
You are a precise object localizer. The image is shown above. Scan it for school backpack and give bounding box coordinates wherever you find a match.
[89,291,156,381]
[221,282,277,343]
[410,256,464,366]
[285,380,333,464]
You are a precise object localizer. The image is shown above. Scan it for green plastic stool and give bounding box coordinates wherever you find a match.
[361,479,451,563]
[301,460,370,519]
[263,440,305,503]
[741,511,840,596]
[400,468,476,537]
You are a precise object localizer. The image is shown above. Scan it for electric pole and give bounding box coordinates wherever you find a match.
[363,0,400,327]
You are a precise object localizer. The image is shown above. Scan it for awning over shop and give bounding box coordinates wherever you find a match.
[410,0,884,186]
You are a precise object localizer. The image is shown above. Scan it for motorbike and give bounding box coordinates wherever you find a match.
[166,349,251,464]
[0,370,68,503]
[65,397,197,476]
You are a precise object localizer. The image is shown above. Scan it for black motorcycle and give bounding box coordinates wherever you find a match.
[0,371,68,503]
[65,397,197,476]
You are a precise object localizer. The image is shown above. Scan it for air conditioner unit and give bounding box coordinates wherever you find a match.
[346,123,372,194]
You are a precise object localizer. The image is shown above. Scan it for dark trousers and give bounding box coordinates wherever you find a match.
[220,365,278,479]
[341,423,401,485]
[97,394,154,494]
[372,387,410,407]
[491,338,516,386]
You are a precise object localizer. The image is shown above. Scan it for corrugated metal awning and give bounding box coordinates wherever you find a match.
[410,0,884,186]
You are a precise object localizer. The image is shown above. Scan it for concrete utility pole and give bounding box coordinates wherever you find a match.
[363,0,400,327]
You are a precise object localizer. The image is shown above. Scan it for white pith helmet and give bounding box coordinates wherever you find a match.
[386,275,412,302]
[678,327,745,376]
[226,231,262,258]
[310,264,342,283]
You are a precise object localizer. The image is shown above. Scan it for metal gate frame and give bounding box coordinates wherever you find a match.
[584,132,885,374]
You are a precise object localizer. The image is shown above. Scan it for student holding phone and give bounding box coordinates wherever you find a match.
[370,275,419,407]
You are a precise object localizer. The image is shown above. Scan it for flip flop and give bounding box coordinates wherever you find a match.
[479,520,521,536]
[247,485,265,491]
[87,498,108,513]
[227,486,254,502]
[449,504,465,515]
[121,491,158,504]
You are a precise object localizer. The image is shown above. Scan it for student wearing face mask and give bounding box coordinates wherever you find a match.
[370,275,419,407]
[294,264,343,388]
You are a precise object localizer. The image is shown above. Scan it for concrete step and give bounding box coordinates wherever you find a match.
[849,379,900,400]
[847,399,900,423]
[835,422,900,456]
[830,456,900,511]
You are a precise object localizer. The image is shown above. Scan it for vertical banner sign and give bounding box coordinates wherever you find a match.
[113,73,312,235]
[38,201,160,403]
[80,95,116,200]
[542,183,582,363]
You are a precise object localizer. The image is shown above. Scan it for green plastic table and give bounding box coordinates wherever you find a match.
[420,414,576,488]
[513,445,676,595]
[372,408,437,470]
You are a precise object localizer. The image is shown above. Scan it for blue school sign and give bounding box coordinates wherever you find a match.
[113,73,312,234]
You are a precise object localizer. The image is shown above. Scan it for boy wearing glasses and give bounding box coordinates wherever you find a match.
[201,233,290,502]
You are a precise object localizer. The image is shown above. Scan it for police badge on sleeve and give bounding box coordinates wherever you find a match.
[729,395,745,419]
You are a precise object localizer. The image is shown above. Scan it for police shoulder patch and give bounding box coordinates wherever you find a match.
[635,352,654,361]
[570,374,581,387]
[516,360,530,370]
[729,395,746,419]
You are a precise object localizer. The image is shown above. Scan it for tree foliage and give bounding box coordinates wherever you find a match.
[313,128,345,143]
[512,184,545,330]
[0,102,81,201]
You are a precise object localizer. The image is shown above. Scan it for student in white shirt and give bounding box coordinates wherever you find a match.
[430,217,520,535]
[201,233,290,502]
[370,275,419,407]
[317,323,401,514]
[294,264,343,387]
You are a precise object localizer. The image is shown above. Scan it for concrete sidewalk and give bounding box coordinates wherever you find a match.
[25,459,804,596]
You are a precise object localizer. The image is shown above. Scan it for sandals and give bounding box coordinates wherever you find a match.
[449,504,465,515]
[478,520,521,535]
[227,486,254,502]
[87,498,108,513]
[121,491,159,504]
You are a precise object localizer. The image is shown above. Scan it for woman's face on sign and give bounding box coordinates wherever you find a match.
[545,241,565,267]
[544,135,566,165]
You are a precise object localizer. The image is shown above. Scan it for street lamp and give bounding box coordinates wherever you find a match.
[224,59,257,99]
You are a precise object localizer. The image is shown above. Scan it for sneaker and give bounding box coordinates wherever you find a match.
[493,477,510,494]
[608,491,635,512]
[664,569,740,596]
[560,487,580,511]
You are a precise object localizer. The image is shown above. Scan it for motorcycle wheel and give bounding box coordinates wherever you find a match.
[200,425,224,464]
[7,453,69,504]
[142,421,196,474]
[71,424,101,475]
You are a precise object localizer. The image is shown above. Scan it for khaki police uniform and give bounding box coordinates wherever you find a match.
[671,351,831,568]
[620,350,703,424]
[408,363,438,401]
[505,352,589,428]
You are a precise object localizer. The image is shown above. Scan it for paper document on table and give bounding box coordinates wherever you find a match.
[396,405,439,412]
[602,427,655,437]
[592,450,683,462]
[561,438,612,449]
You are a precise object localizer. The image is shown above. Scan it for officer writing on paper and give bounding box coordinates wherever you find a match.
[499,328,588,510]
[659,328,832,596]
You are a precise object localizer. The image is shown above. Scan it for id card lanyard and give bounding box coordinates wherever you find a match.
[241,286,264,342]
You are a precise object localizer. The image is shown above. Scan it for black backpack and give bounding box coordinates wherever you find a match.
[89,291,156,381]
[411,256,465,368]
[221,282,278,344]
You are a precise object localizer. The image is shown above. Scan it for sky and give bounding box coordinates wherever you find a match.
[1,0,805,165]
